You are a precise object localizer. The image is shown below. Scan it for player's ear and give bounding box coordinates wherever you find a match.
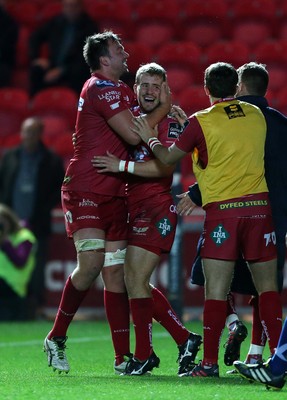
[204,86,210,96]
[100,55,110,67]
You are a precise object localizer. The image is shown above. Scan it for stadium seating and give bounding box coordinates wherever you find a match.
[254,40,287,64]
[0,87,29,114]
[164,67,194,98]
[49,131,74,160]
[7,1,40,30]
[85,0,134,40]
[0,88,29,134]
[123,42,153,74]
[204,40,250,68]
[182,0,229,21]
[134,0,180,23]
[40,115,71,144]
[178,86,210,117]
[30,87,78,129]
[0,112,24,138]
[38,2,62,24]
[156,42,202,69]
[229,0,277,20]
[265,65,287,92]
[5,0,287,160]
[231,20,271,50]
[15,26,30,68]
[134,23,176,51]
[181,22,223,48]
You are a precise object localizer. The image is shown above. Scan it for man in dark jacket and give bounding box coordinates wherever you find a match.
[29,0,98,96]
[0,0,19,87]
[0,117,65,318]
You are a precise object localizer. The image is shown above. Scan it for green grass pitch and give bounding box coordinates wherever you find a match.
[0,320,284,400]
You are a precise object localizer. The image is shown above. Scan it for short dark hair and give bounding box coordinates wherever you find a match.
[204,62,238,98]
[237,62,269,96]
[83,31,121,71]
[135,62,167,84]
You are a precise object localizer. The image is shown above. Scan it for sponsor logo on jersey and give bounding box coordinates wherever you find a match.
[264,231,276,246]
[65,211,73,223]
[110,101,120,110]
[169,205,177,213]
[98,90,121,103]
[76,215,100,220]
[219,199,268,210]
[78,97,84,111]
[167,119,189,138]
[79,199,98,207]
[63,175,72,184]
[168,122,182,139]
[210,224,229,246]
[96,80,116,88]
[156,218,173,236]
[224,104,245,119]
[132,226,149,234]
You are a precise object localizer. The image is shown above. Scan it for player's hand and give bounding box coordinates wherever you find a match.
[131,116,157,143]
[170,105,188,127]
[91,151,120,173]
[176,192,196,216]
[160,81,172,113]
[44,67,63,83]
[32,58,50,69]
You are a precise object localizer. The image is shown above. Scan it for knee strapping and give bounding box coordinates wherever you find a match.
[74,238,105,253]
[104,248,126,267]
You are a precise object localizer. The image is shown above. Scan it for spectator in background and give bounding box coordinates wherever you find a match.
[0,117,65,319]
[0,204,37,321]
[0,0,19,87]
[28,0,98,96]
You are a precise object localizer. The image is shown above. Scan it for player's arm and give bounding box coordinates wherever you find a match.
[92,151,175,178]
[107,82,171,146]
[131,116,186,165]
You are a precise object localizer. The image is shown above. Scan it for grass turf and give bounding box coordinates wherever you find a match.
[0,320,284,400]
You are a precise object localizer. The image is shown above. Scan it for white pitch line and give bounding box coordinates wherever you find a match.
[0,332,169,348]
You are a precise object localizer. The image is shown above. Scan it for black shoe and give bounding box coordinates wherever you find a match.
[224,321,248,366]
[122,351,160,375]
[179,361,219,378]
[177,332,202,375]
[233,359,286,390]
